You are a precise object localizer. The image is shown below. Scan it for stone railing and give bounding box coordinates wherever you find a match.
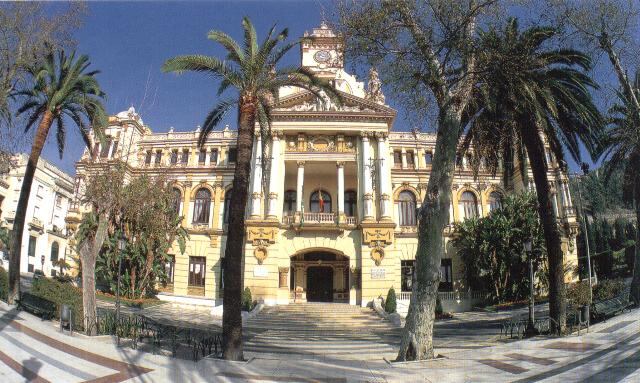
[303,212,335,224]
[398,291,486,301]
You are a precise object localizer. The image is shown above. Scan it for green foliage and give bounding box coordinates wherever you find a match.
[93,174,188,299]
[567,281,591,306]
[593,278,626,301]
[0,267,8,302]
[242,287,254,312]
[452,192,545,303]
[385,287,397,314]
[0,227,9,254]
[30,277,83,329]
[569,167,629,216]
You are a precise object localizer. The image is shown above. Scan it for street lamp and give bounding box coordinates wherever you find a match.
[524,239,539,337]
[115,231,126,346]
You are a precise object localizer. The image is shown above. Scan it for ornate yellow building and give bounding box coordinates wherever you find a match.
[67,24,579,308]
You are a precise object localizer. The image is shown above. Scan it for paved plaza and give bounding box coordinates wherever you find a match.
[1,299,639,382]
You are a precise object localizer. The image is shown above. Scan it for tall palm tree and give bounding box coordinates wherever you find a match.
[7,48,106,304]
[463,18,602,334]
[600,71,640,304]
[162,17,339,360]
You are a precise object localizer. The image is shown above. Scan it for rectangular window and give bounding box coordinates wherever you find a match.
[401,260,415,292]
[28,236,36,258]
[228,148,237,163]
[210,149,218,164]
[28,264,34,273]
[406,151,415,167]
[424,151,433,165]
[393,150,402,168]
[100,138,112,158]
[111,140,118,157]
[154,150,162,164]
[199,149,207,164]
[456,154,463,168]
[181,150,189,164]
[188,256,206,287]
[33,205,40,219]
[145,150,152,165]
[36,185,44,198]
[55,194,62,208]
[440,259,453,291]
[170,150,178,165]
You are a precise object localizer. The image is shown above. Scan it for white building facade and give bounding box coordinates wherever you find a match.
[0,154,74,276]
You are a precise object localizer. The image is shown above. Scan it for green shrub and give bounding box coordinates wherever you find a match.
[436,297,443,315]
[594,278,626,301]
[567,281,591,306]
[242,287,254,312]
[0,267,8,302]
[385,287,397,314]
[30,277,84,329]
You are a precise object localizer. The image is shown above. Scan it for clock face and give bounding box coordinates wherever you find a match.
[314,50,331,63]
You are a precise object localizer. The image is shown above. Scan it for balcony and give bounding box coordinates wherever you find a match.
[281,213,358,227]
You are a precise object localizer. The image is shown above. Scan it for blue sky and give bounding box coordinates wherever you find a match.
[33,1,636,175]
[41,1,338,174]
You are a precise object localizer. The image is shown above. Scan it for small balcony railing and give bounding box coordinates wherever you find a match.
[303,212,335,223]
[281,213,358,226]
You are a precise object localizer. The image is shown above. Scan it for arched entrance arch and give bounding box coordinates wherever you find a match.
[290,249,349,303]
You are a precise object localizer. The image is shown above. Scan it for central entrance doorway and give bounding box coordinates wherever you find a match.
[290,251,349,303]
[306,267,333,302]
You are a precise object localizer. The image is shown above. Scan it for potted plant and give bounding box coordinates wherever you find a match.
[567,281,591,323]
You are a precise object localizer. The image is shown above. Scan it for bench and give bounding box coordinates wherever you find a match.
[17,292,56,320]
[591,290,632,321]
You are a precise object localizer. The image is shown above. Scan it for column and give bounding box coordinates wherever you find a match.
[361,134,373,220]
[267,133,281,219]
[376,134,392,219]
[182,182,192,227]
[107,140,115,158]
[205,147,211,166]
[250,134,263,218]
[296,161,305,212]
[564,181,573,207]
[337,162,345,215]
[401,148,407,169]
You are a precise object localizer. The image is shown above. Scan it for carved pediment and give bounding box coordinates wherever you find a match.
[273,90,395,116]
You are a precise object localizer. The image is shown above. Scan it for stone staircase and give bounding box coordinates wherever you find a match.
[243,303,400,360]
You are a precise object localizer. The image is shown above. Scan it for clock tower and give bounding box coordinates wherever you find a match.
[301,22,344,79]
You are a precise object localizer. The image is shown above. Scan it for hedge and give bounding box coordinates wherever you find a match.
[242,287,254,312]
[0,267,7,302]
[30,277,84,329]
[385,287,397,314]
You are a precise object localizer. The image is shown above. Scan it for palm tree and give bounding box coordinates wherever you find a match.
[600,71,640,304]
[7,48,106,304]
[162,17,339,360]
[463,18,602,334]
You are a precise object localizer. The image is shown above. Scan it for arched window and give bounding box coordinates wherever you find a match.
[283,190,296,215]
[50,242,59,262]
[489,191,503,212]
[171,188,182,215]
[309,190,331,213]
[223,189,232,224]
[459,191,479,220]
[193,188,211,224]
[344,190,357,217]
[398,191,416,226]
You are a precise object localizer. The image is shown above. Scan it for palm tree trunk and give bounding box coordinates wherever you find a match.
[522,128,566,334]
[8,110,54,304]
[222,94,256,361]
[396,110,460,361]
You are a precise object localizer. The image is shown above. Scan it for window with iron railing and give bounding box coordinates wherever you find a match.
[198,149,207,165]
[170,150,178,165]
[181,150,189,164]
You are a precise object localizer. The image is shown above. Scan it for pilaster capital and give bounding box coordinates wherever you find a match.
[268,192,278,200]
[336,161,345,168]
[364,193,373,200]
[272,129,284,139]
[374,132,388,140]
[360,131,371,140]
[297,160,305,168]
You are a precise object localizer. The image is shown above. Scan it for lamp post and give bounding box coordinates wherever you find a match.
[524,239,539,337]
[115,231,126,346]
